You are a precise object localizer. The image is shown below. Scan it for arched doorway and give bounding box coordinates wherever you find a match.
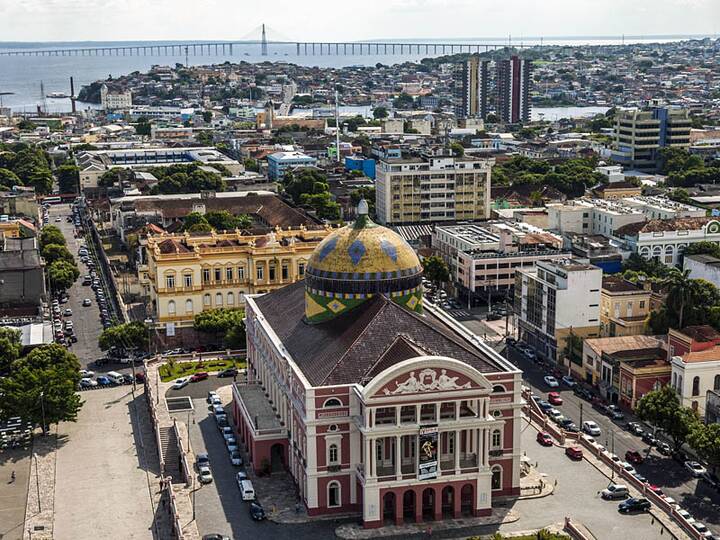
[270,443,285,473]
[441,486,454,517]
[402,490,415,521]
[461,484,473,516]
[422,487,435,520]
[491,465,503,491]
[383,492,396,523]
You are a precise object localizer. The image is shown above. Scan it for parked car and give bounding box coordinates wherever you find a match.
[536,432,553,446]
[565,446,583,460]
[618,497,651,514]
[218,368,239,378]
[692,522,712,537]
[249,501,266,521]
[561,375,576,387]
[79,378,97,388]
[172,377,190,390]
[560,419,579,432]
[625,450,644,465]
[547,408,564,423]
[626,422,644,436]
[230,451,243,466]
[537,400,553,412]
[96,376,112,386]
[196,453,210,469]
[701,471,720,489]
[198,465,213,484]
[656,441,672,456]
[82,298,92,306]
[647,485,664,497]
[485,312,502,321]
[544,376,559,388]
[63,308,72,316]
[547,392,563,405]
[207,391,219,404]
[601,483,629,500]
[583,421,601,436]
[202,535,230,540]
[236,471,248,486]
[641,432,657,446]
[221,426,234,441]
[226,437,239,453]
[190,372,209,382]
[685,461,708,477]
[606,405,625,420]
[621,462,637,475]
[676,508,695,524]
[79,369,95,378]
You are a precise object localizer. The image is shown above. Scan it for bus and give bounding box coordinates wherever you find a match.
[41,196,62,205]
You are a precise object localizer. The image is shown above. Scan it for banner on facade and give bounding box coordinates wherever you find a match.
[418,426,439,480]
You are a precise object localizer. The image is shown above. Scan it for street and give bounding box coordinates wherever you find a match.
[509,347,720,531]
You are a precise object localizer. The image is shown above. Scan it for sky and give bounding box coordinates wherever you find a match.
[0,0,718,42]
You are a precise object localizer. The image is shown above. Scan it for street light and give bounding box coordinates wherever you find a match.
[33,453,41,512]
[39,391,46,435]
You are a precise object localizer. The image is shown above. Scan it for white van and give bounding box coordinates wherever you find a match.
[106,371,125,385]
[239,480,255,501]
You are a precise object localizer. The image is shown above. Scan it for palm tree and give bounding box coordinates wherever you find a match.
[665,269,693,329]
[236,214,252,231]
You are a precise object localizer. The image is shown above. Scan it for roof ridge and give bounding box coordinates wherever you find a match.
[360,334,428,385]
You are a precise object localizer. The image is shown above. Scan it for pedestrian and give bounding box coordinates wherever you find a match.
[295,502,301,514]
[10,470,16,483]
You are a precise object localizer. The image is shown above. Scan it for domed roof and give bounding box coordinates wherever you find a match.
[304,201,423,323]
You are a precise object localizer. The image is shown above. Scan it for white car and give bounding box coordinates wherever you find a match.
[79,377,97,388]
[676,508,695,524]
[547,408,564,422]
[692,522,711,538]
[544,376,559,388]
[561,375,576,387]
[172,377,190,390]
[582,420,601,436]
[621,462,637,475]
[685,461,708,477]
[226,437,239,453]
[79,369,95,378]
[236,471,248,486]
[198,465,213,484]
[221,426,235,441]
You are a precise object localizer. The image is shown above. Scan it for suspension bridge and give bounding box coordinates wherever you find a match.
[0,25,528,58]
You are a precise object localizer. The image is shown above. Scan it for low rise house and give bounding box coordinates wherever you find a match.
[600,276,652,337]
[669,326,720,415]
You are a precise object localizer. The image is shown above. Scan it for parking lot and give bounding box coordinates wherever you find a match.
[511,347,720,534]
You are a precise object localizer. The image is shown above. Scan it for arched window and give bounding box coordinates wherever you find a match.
[714,374,720,391]
[215,293,223,306]
[692,376,700,397]
[491,465,502,490]
[678,375,683,390]
[665,245,674,254]
[324,398,342,408]
[185,299,193,313]
[672,372,677,389]
[167,300,176,314]
[227,292,235,305]
[491,429,502,449]
[640,247,650,257]
[328,443,339,465]
[492,384,506,393]
[203,294,211,306]
[327,481,341,508]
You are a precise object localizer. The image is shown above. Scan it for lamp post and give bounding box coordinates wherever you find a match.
[33,453,41,512]
[39,391,46,435]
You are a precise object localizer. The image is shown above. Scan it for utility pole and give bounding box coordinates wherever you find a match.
[334,89,341,163]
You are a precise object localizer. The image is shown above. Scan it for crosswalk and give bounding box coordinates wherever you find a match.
[448,309,473,319]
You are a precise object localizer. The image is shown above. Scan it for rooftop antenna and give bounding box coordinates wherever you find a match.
[261,24,268,57]
[334,88,341,163]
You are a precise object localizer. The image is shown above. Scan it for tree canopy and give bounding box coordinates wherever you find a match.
[39,225,66,248]
[98,321,149,352]
[0,344,83,433]
[193,308,246,348]
[283,169,341,221]
[635,385,698,450]
[423,256,450,285]
[0,144,54,194]
[0,327,21,374]
[56,164,80,194]
[48,260,80,293]
[148,163,226,195]
[41,243,75,265]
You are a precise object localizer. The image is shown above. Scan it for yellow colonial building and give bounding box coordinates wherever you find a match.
[600,276,651,337]
[142,226,332,336]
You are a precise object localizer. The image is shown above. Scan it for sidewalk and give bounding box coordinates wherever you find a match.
[22,429,57,540]
[335,507,520,539]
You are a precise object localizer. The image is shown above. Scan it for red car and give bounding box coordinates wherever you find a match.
[625,450,644,465]
[537,431,553,446]
[565,446,583,460]
[190,372,209,382]
[548,392,563,405]
[647,484,664,497]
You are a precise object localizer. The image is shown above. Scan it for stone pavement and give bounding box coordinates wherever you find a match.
[335,507,520,539]
[22,429,57,540]
[0,444,31,540]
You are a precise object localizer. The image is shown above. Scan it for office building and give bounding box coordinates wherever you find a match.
[496,56,532,124]
[267,151,318,181]
[233,205,522,527]
[611,105,692,171]
[432,222,566,303]
[515,260,602,370]
[454,57,489,120]
[375,153,493,225]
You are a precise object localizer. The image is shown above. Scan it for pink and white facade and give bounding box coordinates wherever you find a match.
[232,294,523,528]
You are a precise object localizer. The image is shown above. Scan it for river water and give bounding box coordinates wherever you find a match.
[0,36,700,114]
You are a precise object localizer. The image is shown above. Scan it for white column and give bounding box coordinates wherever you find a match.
[365,436,372,478]
[395,435,401,478]
[484,429,490,466]
[455,430,461,472]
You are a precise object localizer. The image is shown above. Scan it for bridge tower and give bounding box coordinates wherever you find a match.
[261,24,268,56]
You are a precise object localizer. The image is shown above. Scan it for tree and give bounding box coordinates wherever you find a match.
[194,308,246,348]
[41,243,74,265]
[373,106,388,119]
[202,111,213,123]
[683,241,720,260]
[0,327,21,374]
[98,167,131,188]
[28,170,53,194]
[98,321,149,352]
[236,214,252,231]
[48,260,80,292]
[393,93,414,109]
[39,226,66,248]
[635,385,698,450]
[0,344,82,433]
[182,212,212,232]
[56,164,80,194]
[196,131,214,146]
[689,422,720,473]
[665,269,693,329]
[0,167,20,189]
[205,210,239,231]
[243,158,260,172]
[423,256,450,287]
[135,118,151,137]
[450,142,465,157]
